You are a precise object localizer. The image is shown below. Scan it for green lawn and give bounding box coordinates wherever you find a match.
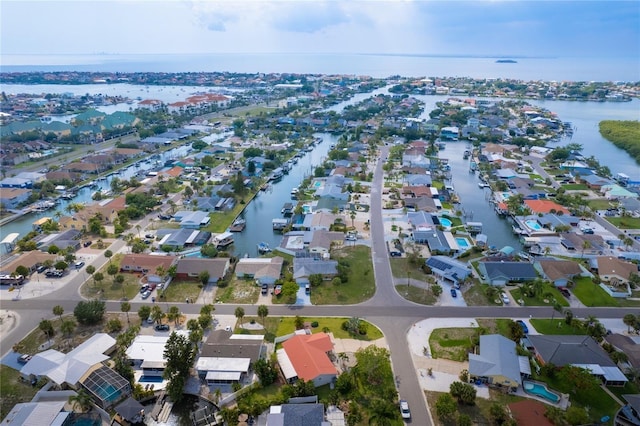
[572,276,620,307]
[429,328,477,361]
[426,389,525,426]
[395,284,438,305]
[236,316,383,342]
[561,183,589,190]
[1,365,43,420]
[311,246,375,304]
[509,286,570,307]
[606,216,640,229]
[389,258,432,283]
[81,253,140,300]
[160,280,202,302]
[587,199,616,210]
[529,318,588,335]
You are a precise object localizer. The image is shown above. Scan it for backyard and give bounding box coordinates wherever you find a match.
[0,366,43,420]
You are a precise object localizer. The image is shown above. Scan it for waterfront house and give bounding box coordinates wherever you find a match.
[0,251,57,275]
[302,212,343,232]
[534,259,585,287]
[526,335,627,387]
[559,232,607,255]
[175,258,230,283]
[173,210,211,228]
[403,195,439,212]
[1,401,71,426]
[235,256,284,285]
[468,334,525,391]
[266,403,326,426]
[197,330,263,385]
[0,188,31,209]
[478,261,538,286]
[37,229,82,252]
[524,199,570,215]
[308,230,344,254]
[277,332,338,387]
[581,174,613,190]
[404,174,433,187]
[602,184,639,200]
[425,256,471,287]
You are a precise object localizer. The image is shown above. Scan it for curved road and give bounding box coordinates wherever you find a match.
[2,147,638,425]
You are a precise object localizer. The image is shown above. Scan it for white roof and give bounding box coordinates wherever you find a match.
[21,334,115,386]
[126,335,169,362]
[1,401,67,426]
[205,371,242,381]
[196,357,251,373]
[276,348,297,380]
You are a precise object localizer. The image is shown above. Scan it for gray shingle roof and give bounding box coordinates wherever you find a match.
[469,334,522,386]
[528,335,616,367]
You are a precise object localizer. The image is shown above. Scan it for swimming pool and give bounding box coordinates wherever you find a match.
[455,237,470,248]
[525,220,542,231]
[523,381,560,403]
[313,181,322,188]
[302,205,312,214]
[139,375,164,383]
[439,218,452,227]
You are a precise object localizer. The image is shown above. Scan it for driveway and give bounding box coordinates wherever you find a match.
[294,286,311,306]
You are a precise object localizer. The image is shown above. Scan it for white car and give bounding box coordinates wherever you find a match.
[400,400,411,419]
[501,292,510,304]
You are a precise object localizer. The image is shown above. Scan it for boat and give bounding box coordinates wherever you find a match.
[257,242,272,254]
[478,182,490,189]
[496,59,517,63]
[469,161,478,173]
[463,150,470,159]
[229,218,246,232]
[213,231,234,248]
[291,187,300,198]
[274,285,282,296]
[281,202,294,216]
[268,168,284,181]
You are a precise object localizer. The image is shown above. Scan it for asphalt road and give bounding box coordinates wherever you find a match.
[2,147,638,424]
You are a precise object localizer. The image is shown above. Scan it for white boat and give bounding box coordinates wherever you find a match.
[257,242,272,254]
[478,182,490,189]
[291,188,299,196]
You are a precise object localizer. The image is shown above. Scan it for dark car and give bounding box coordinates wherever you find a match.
[155,324,170,332]
[390,251,402,257]
[36,265,48,273]
[261,284,268,295]
[158,214,171,220]
[83,241,92,247]
[558,287,571,298]
[450,288,457,298]
[140,285,149,294]
[516,320,529,334]
[145,234,154,239]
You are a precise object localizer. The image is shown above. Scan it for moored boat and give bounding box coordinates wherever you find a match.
[229,218,246,232]
[257,242,272,254]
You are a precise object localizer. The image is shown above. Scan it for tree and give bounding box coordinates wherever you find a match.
[86,264,95,277]
[489,402,508,425]
[508,319,524,342]
[565,406,589,425]
[565,309,574,325]
[60,319,76,336]
[121,301,131,325]
[294,315,305,330]
[93,272,104,288]
[234,307,245,326]
[308,273,323,288]
[138,305,151,323]
[257,304,269,323]
[151,305,164,324]
[15,265,29,277]
[624,313,637,333]
[54,261,68,271]
[435,393,457,421]
[39,319,54,341]
[167,306,180,325]
[68,389,93,413]
[73,300,106,325]
[450,381,476,405]
[198,270,210,285]
[52,305,64,322]
[163,332,196,404]
[104,249,113,263]
[183,185,193,199]
[254,358,278,385]
[107,264,118,283]
[281,281,299,303]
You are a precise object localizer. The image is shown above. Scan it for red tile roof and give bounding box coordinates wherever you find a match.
[282,333,337,382]
[524,199,570,215]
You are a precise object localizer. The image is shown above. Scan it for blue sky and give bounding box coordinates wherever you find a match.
[1,0,638,58]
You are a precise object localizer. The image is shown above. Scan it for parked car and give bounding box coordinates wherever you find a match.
[515,320,529,334]
[140,285,149,294]
[74,261,85,269]
[155,324,170,332]
[400,400,411,419]
[36,265,48,273]
[45,270,63,278]
[390,250,402,257]
[305,284,311,295]
[261,284,268,295]
[145,234,154,239]
[501,292,510,304]
[450,288,457,298]
[83,241,92,247]
[18,354,32,364]
[141,290,151,299]
[148,283,157,291]
[558,286,571,298]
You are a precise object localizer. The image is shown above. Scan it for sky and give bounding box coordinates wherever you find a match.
[1,0,639,58]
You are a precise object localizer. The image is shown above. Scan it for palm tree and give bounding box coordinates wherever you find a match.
[235,307,245,327]
[52,305,64,322]
[135,224,141,238]
[121,301,131,325]
[350,210,356,228]
[257,305,269,323]
[68,389,93,413]
[61,319,76,336]
[623,313,637,333]
[167,306,180,325]
[581,240,591,259]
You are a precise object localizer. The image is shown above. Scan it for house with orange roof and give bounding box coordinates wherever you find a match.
[277,332,338,387]
[161,166,184,178]
[524,199,570,215]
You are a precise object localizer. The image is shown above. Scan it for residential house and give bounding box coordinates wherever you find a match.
[196,330,264,385]
[119,254,176,274]
[581,174,613,190]
[293,258,338,283]
[559,232,607,255]
[535,259,585,287]
[469,334,525,391]
[126,334,182,378]
[0,251,57,275]
[616,394,640,426]
[175,258,230,283]
[602,184,639,200]
[266,403,326,426]
[604,334,640,371]
[175,211,211,229]
[302,212,342,231]
[308,230,344,254]
[524,200,570,215]
[478,261,538,286]
[404,174,433,187]
[0,177,32,188]
[37,229,82,252]
[277,332,338,387]
[591,256,637,286]
[0,188,31,209]
[1,401,70,426]
[20,334,116,388]
[403,196,439,212]
[235,257,284,285]
[425,256,471,287]
[526,335,627,386]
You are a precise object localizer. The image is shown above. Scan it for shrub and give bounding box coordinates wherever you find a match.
[311,321,319,328]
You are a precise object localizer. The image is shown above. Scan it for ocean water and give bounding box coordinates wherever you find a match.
[2,53,638,82]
